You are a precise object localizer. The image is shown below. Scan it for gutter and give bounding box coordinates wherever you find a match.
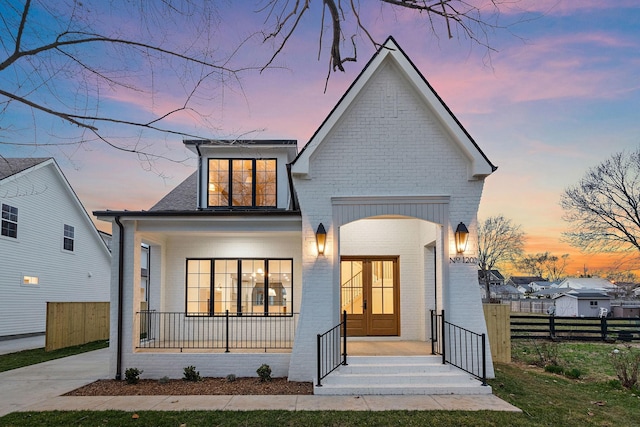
[195,143,203,210]
[114,216,125,380]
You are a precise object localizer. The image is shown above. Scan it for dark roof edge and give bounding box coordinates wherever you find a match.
[387,36,497,172]
[94,209,302,218]
[292,36,497,172]
[184,139,297,146]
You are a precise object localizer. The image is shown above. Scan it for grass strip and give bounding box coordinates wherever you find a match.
[0,340,108,373]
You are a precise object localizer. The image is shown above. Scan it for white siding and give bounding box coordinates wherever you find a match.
[0,162,111,337]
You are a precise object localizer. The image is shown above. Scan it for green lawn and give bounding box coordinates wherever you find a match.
[0,340,108,373]
[1,340,639,426]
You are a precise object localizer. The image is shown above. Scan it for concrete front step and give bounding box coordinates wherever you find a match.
[314,356,491,396]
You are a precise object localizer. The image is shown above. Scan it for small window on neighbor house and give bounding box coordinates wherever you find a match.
[590,301,598,306]
[1,203,18,238]
[63,224,75,251]
[23,276,39,285]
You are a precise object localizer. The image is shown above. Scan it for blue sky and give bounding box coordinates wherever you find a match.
[2,1,639,275]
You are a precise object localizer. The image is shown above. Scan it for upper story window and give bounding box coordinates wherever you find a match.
[208,159,276,208]
[63,224,75,251]
[1,203,18,238]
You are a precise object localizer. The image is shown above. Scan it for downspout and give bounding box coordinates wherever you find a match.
[195,143,203,210]
[114,216,125,380]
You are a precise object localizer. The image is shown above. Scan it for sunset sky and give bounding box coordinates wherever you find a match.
[2,1,639,277]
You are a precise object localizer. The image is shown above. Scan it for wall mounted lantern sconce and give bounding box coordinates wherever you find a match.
[455,222,469,254]
[316,223,327,256]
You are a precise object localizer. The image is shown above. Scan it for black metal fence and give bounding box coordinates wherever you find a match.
[511,314,640,341]
[316,311,347,387]
[431,310,487,386]
[137,311,297,351]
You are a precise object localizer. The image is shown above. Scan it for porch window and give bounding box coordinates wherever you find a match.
[186,258,292,316]
[207,159,276,208]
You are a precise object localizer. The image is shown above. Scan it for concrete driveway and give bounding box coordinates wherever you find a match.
[0,348,109,416]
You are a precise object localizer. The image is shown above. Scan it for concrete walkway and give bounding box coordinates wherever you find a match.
[0,348,520,416]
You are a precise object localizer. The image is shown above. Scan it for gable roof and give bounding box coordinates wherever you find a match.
[290,36,496,180]
[0,157,50,180]
[150,172,198,211]
[0,157,110,256]
[554,290,611,300]
[557,277,617,290]
[508,276,546,286]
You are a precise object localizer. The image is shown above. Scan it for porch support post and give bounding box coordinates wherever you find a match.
[481,333,487,386]
[225,310,230,353]
[342,310,348,365]
[441,309,446,365]
[316,333,322,387]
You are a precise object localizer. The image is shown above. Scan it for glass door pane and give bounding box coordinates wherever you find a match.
[341,260,363,314]
[371,260,394,315]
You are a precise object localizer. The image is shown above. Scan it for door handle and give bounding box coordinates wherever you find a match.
[363,299,367,310]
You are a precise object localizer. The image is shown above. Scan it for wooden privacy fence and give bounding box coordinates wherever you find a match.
[511,314,640,342]
[45,302,109,351]
[483,304,511,363]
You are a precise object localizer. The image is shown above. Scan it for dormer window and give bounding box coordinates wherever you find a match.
[208,159,276,208]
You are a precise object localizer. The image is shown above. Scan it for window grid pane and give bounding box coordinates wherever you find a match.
[186,260,211,315]
[186,258,292,316]
[207,159,277,208]
[256,160,276,207]
[63,224,75,251]
[207,159,229,206]
[1,204,18,238]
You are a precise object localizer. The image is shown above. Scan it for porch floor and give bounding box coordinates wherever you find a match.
[347,340,432,356]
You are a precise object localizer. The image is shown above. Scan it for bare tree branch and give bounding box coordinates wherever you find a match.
[561,147,640,254]
[478,215,526,300]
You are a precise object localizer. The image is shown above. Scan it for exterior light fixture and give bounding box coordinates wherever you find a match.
[454,222,469,254]
[316,223,327,255]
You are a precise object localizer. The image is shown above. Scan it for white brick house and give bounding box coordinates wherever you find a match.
[95,37,496,390]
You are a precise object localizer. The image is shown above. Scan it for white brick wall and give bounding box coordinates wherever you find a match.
[290,60,494,380]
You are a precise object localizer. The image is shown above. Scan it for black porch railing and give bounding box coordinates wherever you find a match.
[431,309,487,386]
[316,310,348,387]
[137,311,297,352]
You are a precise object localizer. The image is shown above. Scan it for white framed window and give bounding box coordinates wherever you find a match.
[23,275,39,286]
[63,224,75,251]
[1,203,18,238]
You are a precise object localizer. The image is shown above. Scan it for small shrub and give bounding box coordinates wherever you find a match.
[544,364,564,375]
[226,374,237,383]
[159,376,170,384]
[564,368,582,379]
[528,340,560,368]
[183,365,202,382]
[256,364,272,382]
[611,346,640,389]
[124,367,142,384]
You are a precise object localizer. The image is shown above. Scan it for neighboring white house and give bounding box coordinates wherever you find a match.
[95,37,497,391]
[0,158,111,338]
[553,290,611,317]
[557,277,618,293]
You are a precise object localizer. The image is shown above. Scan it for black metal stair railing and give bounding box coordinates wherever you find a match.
[431,309,487,386]
[316,310,348,387]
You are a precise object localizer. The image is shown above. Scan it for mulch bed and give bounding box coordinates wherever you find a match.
[65,377,314,396]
